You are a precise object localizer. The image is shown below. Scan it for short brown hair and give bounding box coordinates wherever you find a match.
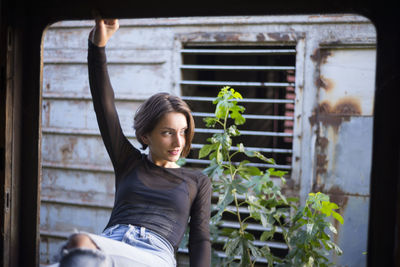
[133,92,195,157]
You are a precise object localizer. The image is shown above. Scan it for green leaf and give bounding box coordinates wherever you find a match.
[224,235,241,257]
[203,117,218,127]
[232,90,243,99]
[277,190,288,205]
[237,143,245,152]
[176,157,186,167]
[259,211,269,226]
[230,104,246,125]
[243,231,255,241]
[332,210,344,224]
[248,240,261,258]
[213,132,231,150]
[328,223,337,234]
[320,201,339,217]
[306,223,314,235]
[292,209,304,223]
[260,230,275,241]
[227,125,241,136]
[244,150,275,164]
[268,168,287,177]
[287,197,299,203]
[199,143,216,159]
[221,227,236,236]
[332,242,343,255]
[202,158,223,178]
[231,178,249,194]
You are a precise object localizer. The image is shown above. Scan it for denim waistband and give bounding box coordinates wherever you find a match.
[104,224,174,254]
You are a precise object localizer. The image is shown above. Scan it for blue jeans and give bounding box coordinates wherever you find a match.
[51,224,176,267]
[101,224,176,266]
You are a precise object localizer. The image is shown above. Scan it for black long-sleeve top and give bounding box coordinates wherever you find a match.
[87,40,211,267]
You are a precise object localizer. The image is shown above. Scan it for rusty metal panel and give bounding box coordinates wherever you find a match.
[331,195,369,266]
[314,117,373,195]
[310,47,376,266]
[317,49,376,116]
[312,48,376,195]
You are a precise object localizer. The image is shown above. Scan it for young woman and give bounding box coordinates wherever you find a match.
[52,19,211,267]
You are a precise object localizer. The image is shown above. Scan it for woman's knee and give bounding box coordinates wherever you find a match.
[59,248,110,267]
[66,233,98,250]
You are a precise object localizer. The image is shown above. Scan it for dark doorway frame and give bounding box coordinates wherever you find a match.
[0,1,399,266]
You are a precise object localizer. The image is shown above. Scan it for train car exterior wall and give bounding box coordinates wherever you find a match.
[40,14,376,266]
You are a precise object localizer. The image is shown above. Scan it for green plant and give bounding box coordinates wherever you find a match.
[279,192,344,267]
[200,87,292,266]
[199,86,343,267]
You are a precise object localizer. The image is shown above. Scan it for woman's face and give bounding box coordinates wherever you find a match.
[143,111,187,168]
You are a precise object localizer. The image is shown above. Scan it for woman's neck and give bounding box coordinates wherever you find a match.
[147,154,180,168]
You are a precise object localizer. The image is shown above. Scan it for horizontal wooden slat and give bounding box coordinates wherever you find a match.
[185,158,292,170]
[181,96,295,104]
[180,80,294,87]
[191,143,292,154]
[195,128,293,137]
[180,64,295,71]
[180,48,296,54]
[192,112,294,121]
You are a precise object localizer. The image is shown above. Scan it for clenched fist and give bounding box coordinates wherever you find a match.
[90,19,119,47]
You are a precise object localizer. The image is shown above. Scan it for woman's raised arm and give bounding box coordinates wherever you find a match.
[88,19,140,178]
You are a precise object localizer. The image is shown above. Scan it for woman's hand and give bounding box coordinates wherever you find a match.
[89,19,119,47]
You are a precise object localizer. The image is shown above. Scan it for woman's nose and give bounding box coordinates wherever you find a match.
[173,134,184,147]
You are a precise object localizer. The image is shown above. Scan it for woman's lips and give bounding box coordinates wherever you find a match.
[168,149,180,156]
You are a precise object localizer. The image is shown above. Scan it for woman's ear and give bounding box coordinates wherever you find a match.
[141,135,149,145]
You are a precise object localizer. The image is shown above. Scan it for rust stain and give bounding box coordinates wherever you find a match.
[317,136,329,151]
[80,191,95,203]
[308,14,346,20]
[316,154,328,175]
[256,33,265,42]
[310,49,332,64]
[309,97,362,132]
[318,97,362,115]
[326,186,349,244]
[309,113,349,133]
[327,186,349,208]
[214,33,240,42]
[317,75,335,91]
[181,32,211,43]
[60,137,77,162]
[267,32,290,42]
[318,102,331,114]
[334,98,362,115]
[42,102,50,127]
[200,32,211,40]
[319,98,362,115]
